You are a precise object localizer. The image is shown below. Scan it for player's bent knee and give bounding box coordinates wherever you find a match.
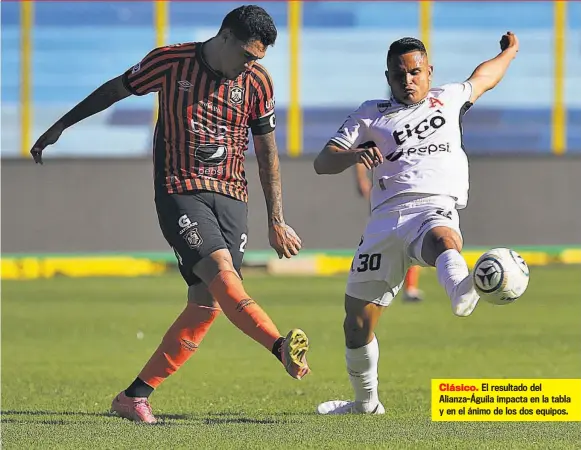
[193,248,237,286]
[421,227,463,266]
[187,284,219,308]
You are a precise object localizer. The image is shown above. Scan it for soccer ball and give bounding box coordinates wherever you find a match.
[472,248,530,305]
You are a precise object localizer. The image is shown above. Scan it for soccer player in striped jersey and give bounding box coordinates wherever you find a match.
[30,5,310,423]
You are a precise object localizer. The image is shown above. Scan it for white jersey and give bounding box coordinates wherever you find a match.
[331,82,474,210]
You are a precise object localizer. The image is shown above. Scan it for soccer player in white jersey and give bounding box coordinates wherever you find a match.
[313,32,519,415]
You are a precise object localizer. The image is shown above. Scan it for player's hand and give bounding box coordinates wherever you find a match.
[500,31,519,54]
[268,223,302,259]
[30,121,65,164]
[356,141,383,170]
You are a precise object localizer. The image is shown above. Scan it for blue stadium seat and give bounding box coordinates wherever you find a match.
[1,1,579,156]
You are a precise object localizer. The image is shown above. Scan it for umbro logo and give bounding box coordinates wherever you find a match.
[178,80,193,92]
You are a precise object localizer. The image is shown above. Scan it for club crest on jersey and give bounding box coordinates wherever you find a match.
[229,86,245,105]
[429,97,444,108]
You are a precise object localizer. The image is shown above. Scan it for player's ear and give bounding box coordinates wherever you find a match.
[428,65,434,81]
[385,70,393,89]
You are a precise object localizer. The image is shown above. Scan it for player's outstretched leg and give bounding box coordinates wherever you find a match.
[201,250,310,380]
[206,270,310,379]
[402,265,424,302]
[317,294,385,415]
[111,286,221,423]
[422,226,479,317]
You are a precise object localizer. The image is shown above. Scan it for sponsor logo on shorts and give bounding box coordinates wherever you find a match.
[417,209,453,234]
[178,214,193,229]
[184,228,203,249]
[436,209,453,220]
[177,214,203,249]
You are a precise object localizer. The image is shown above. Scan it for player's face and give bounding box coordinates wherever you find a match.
[222,33,266,79]
[386,51,432,105]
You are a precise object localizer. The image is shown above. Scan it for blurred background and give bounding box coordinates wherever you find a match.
[1,1,580,277]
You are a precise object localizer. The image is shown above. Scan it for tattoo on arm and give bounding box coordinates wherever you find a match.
[253,131,284,225]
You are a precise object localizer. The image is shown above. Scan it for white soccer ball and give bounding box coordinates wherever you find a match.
[472,248,530,305]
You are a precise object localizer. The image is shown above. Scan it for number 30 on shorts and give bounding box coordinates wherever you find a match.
[352,253,382,272]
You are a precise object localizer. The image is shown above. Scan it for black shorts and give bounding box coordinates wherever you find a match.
[155,190,248,286]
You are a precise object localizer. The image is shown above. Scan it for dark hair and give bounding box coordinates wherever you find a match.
[219,5,277,47]
[387,37,427,62]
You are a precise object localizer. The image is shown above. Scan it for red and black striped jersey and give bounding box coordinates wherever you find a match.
[122,42,276,202]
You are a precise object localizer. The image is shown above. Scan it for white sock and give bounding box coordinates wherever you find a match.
[345,336,380,412]
[436,249,479,316]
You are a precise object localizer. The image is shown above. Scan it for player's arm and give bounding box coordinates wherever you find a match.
[314,104,381,175]
[466,31,519,104]
[314,140,382,175]
[354,161,372,200]
[314,141,360,175]
[31,46,172,164]
[30,75,131,164]
[253,130,284,226]
[251,69,301,259]
[253,130,302,259]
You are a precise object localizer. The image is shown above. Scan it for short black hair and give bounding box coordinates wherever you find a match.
[387,37,427,62]
[219,5,277,47]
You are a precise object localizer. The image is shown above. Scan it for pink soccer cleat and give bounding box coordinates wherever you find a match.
[110,391,157,424]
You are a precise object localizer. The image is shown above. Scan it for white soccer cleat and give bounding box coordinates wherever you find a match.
[451,276,480,317]
[316,400,385,415]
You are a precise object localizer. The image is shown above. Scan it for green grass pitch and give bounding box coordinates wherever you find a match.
[2,266,580,449]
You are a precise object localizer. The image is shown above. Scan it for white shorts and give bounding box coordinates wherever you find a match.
[345,194,462,307]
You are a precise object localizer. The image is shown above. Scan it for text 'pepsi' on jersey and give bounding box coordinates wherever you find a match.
[122,42,276,202]
[330,82,473,211]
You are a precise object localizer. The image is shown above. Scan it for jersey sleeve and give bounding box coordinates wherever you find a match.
[249,66,276,136]
[329,103,371,150]
[441,82,474,107]
[122,47,175,96]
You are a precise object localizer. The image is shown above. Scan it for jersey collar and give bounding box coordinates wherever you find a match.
[390,95,427,109]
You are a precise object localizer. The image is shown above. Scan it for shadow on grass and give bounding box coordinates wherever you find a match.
[1,409,302,426]
[2,410,111,417]
[1,410,190,422]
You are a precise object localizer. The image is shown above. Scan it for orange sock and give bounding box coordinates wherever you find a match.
[138,303,220,389]
[405,265,420,290]
[207,270,281,351]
